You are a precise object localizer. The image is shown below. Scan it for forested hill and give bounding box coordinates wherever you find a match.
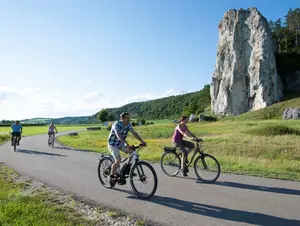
[101,84,211,120]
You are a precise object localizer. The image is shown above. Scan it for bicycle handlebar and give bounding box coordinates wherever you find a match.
[130,143,146,150]
[192,138,203,143]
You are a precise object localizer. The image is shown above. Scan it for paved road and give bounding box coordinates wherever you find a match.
[1,132,300,226]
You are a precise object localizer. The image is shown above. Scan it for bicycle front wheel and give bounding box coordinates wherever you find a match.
[194,154,220,183]
[160,152,181,177]
[130,161,158,199]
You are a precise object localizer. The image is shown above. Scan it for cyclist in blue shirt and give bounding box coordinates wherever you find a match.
[11,120,23,146]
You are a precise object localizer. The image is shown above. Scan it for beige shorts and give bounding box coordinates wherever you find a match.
[108,144,127,159]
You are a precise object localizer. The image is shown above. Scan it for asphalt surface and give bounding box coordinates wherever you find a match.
[1,131,300,226]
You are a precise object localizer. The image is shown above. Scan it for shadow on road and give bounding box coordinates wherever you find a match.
[55,146,93,153]
[202,181,300,196]
[16,149,67,157]
[126,194,300,226]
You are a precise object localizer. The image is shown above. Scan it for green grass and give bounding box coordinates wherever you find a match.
[0,165,94,225]
[58,120,300,181]
[0,125,86,137]
[222,97,300,121]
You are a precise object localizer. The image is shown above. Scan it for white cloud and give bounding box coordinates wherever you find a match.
[88,80,92,84]
[122,88,188,106]
[80,91,105,103]
[0,85,189,120]
[0,85,108,120]
[165,88,174,95]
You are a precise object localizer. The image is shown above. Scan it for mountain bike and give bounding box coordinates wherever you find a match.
[48,132,57,148]
[161,139,221,183]
[98,144,158,199]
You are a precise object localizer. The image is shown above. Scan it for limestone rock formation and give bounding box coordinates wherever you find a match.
[210,8,283,115]
[282,108,300,120]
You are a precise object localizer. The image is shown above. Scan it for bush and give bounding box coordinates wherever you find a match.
[86,127,101,131]
[246,125,300,136]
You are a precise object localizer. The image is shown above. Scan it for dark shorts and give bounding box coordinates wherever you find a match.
[173,140,195,157]
[48,132,55,135]
[11,132,21,137]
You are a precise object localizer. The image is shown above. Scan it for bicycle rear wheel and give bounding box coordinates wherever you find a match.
[130,161,157,199]
[160,152,181,177]
[194,154,220,183]
[98,157,114,188]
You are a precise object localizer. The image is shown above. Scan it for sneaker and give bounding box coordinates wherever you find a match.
[181,168,188,177]
[108,175,117,187]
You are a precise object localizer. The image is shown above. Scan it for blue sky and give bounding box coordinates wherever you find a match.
[0,0,298,120]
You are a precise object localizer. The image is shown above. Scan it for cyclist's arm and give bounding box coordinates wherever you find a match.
[130,128,145,144]
[185,127,197,139]
[54,126,58,133]
[20,125,23,133]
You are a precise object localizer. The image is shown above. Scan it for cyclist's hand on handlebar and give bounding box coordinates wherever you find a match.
[141,141,147,146]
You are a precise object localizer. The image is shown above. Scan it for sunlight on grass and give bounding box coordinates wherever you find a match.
[58,120,300,181]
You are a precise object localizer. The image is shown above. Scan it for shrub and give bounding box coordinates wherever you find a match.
[246,125,300,136]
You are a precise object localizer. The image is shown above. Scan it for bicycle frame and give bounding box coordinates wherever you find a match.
[119,145,144,176]
[178,140,204,167]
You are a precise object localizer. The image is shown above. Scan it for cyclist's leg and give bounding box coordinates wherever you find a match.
[48,133,52,144]
[11,132,15,145]
[173,141,188,175]
[108,145,121,175]
[16,132,21,144]
[182,140,195,155]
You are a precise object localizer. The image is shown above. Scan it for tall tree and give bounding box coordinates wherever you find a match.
[98,109,109,122]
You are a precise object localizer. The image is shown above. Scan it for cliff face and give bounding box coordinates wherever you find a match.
[210,8,283,115]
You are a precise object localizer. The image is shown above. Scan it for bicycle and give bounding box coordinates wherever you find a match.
[98,144,158,199]
[48,132,57,148]
[160,138,221,183]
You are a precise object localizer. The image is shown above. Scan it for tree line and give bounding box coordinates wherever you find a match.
[269,8,300,54]
[95,84,211,120]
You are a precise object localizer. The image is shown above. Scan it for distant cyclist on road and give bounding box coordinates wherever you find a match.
[48,122,58,145]
[172,115,199,177]
[11,120,23,146]
[107,112,147,187]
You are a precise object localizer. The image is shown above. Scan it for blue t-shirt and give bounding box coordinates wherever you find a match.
[11,124,22,133]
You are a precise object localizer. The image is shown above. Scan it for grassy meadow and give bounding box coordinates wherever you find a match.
[58,120,300,181]
[0,164,95,225]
